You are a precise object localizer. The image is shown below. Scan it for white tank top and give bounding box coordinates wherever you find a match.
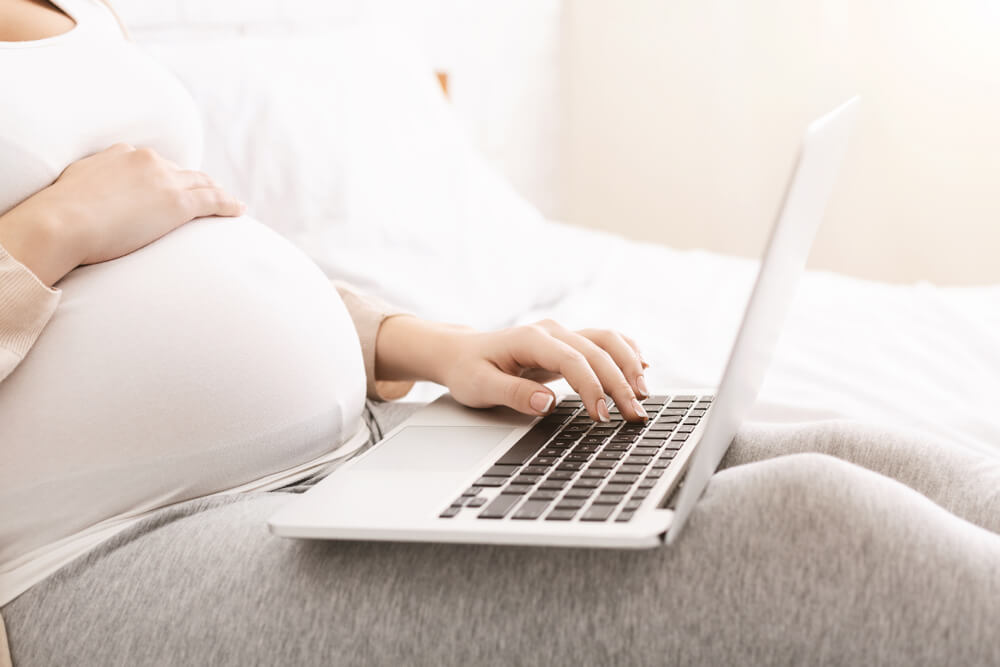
[0,0,368,603]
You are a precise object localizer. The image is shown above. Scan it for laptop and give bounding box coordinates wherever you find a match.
[269,97,860,548]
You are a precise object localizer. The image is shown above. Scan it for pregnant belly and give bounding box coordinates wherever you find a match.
[0,217,365,563]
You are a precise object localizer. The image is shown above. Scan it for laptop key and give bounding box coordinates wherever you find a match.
[531,456,558,467]
[480,494,522,519]
[539,480,568,490]
[615,511,635,523]
[546,508,578,521]
[573,477,602,488]
[474,476,506,487]
[558,462,585,472]
[440,506,461,518]
[581,504,615,521]
[581,468,610,479]
[462,486,483,496]
[556,498,586,510]
[547,470,575,480]
[506,484,534,495]
[467,496,487,507]
[485,464,519,477]
[588,460,616,469]
[564,486,595,499]
[512,474,542,485]
[604,442,631,451]
[513,500,550,520]
[529,490,560,501]
[610,473,640,484]
[594,493,625,505]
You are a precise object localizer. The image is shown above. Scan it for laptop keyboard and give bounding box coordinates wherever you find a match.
[440,394,713,523]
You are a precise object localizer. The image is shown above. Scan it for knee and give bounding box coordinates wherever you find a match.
[701,451,887,536]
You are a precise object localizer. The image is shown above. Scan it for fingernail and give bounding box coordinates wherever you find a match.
[640,353,650,369]
[530,392,554,414]
[636,374,650,398]
[596,398,611,422]
[631,398,648,420]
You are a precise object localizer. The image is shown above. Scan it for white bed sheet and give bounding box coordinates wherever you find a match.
[399,229,1000,459]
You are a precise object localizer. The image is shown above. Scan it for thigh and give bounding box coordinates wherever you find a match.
[6,454,1000,667]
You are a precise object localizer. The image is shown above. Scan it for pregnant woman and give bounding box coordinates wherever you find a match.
[2,1,999,665]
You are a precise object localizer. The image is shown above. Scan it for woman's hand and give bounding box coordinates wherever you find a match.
[0,143,245,286]
[375,317,652,422]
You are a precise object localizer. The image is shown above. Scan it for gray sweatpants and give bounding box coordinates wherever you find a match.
[5,403,1000,666]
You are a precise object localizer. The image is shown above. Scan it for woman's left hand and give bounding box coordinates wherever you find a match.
[375,317,652,423]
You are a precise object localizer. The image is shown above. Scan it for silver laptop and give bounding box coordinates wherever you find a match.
[269,98,860,548]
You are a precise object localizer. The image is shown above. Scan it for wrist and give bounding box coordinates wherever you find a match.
[0,196,82,287]
[375,316,475,386]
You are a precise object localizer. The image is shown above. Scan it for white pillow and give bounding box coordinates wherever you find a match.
[141,24,610,327]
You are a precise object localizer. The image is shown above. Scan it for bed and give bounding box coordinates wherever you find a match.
[135,21,1000,459]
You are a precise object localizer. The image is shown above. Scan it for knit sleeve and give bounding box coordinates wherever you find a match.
[0,242,60,384]
[333,281,414,401]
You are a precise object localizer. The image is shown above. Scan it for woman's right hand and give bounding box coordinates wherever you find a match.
[0,143,245,286]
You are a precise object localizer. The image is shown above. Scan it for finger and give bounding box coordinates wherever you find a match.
[578,329,648,400]
[519,368,562,384]
[184,187,246,219]
[177,170,217,190]
[554,329,648,422]
[479,367,556,417]
[620,333,649,369]
[103,142,135,155]
[502,326,609,422]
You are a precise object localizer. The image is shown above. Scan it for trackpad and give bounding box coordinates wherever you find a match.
[352,426,515,473]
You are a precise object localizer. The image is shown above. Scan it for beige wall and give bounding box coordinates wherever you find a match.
[561,0,1000,285]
